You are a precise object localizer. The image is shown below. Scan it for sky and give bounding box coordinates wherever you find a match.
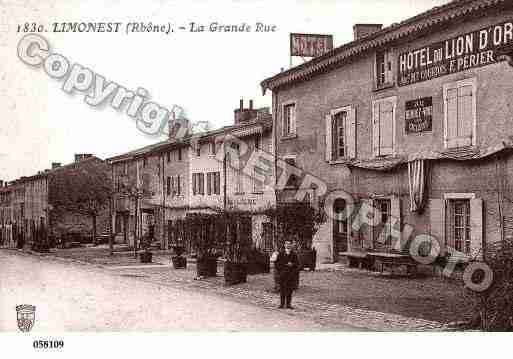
[0,0,449,182]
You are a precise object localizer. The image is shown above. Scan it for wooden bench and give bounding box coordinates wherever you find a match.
[340,251,374,270]
[369,252,418,276]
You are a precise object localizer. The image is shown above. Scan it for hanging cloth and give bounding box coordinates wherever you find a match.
[408,159,428,212]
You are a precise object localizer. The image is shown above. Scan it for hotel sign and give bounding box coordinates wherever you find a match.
[398,21,513,86]
[290,33,333,58]
[405,97,432,133]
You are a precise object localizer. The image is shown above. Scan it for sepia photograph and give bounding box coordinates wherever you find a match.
[1,0,513,357]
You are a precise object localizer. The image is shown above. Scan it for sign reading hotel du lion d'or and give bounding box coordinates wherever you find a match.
[398,20,513,86]
[405,97,432,133]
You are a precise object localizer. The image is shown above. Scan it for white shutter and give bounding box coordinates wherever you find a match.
[325,114,332,162]
[429,199,446,255]
[345,107,357,159]
[290,105,296,135]
[458,85,473,147]
[380,101,394,155]
[372,102,380,156]
[390,196,401,249]
[470,198,483,260]
[362,198,375,249]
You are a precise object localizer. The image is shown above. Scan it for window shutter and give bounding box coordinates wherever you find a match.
[361,198,374,249]
[290,106,296,135]
[372,102,380,156]
[385,50,393,84]
[429,199,446,255]
[470,198,483,260]
[380,101,394,155]
[199,174,205,195]
[345,107,357,159]
[325,114,332,161]
[458,85,473,147]
[207,173,212,195]
[390,196,402,250]
[349,201,361,251]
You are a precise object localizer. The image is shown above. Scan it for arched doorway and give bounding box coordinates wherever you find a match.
[333,198,348,261]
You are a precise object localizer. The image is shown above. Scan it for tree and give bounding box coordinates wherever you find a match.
[48,159,112,244]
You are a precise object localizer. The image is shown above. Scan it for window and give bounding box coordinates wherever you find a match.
[178,148,183,161]
[196,146,201,157]
[284,158,299,189]
[207,173,212,195]
[448,199,471,254]
[372,97,396,157]
[376,50,393,88]
[143,157,147,168]
[282,103,296,137]
[192,173,205,195]
[213,172,220,195]
[326,106,357,161]
[166,176,171,196]
[443,78,476,149]
[255,135,260,151]
[166,151,171,163]
[123,162,128,175]
[253,166,264,193]
[177,175,181,196]
[206,172,221,195]
[374,199,392,246]
[210,141,216,155]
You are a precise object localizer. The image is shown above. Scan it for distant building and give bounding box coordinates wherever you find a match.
[108,99,276,252]
[0,155,110,248]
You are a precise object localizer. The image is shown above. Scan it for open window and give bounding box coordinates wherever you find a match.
[325,106,356,162]
[375,49,394,89]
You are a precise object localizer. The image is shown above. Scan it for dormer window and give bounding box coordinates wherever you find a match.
[376,49,393,89]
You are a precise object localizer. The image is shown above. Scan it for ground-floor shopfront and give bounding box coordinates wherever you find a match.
[312,147,513,265]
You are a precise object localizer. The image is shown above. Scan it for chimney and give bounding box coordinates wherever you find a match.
[353,24,382,40]
[234,99,258,124]
[51,162,61,169]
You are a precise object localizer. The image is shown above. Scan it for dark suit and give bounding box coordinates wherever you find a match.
[275,250,299,307]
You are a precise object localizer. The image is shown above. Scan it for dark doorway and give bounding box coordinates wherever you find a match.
[333,198,348,261]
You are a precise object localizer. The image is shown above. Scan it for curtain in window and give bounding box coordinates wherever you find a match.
[408,159,428,212]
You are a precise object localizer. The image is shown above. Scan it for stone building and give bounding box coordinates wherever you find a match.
[261,0,513,264]
[109,137,190,249]
[108,100,276,251]
[0,155,110,248]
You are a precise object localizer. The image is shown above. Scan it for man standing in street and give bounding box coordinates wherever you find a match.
[275,240,299,309]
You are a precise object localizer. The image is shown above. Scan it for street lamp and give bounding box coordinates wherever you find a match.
[126,187,143,258]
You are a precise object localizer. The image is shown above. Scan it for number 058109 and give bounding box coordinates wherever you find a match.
[33,340,64,349]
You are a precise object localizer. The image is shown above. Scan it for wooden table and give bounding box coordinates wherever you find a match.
[368,252,418,276]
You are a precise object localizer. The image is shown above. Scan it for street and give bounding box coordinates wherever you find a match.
[0,250,354,331]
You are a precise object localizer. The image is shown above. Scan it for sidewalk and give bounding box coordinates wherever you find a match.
[14,247,474,330]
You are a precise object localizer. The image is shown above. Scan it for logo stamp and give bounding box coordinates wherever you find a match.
[16,304,36,332]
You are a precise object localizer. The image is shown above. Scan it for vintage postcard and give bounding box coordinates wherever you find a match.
[1,0,513,356]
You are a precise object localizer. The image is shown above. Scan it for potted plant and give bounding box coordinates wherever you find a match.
[223,213,251,285]
[171,244,187,269]
[139,234,152,263]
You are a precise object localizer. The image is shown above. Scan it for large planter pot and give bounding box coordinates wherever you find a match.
[224,261,247,285]
[140,251,153,263]
[298,248,317,271]
[197,257,217,277]
[172,255,187,269]
[247,251,270,275]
